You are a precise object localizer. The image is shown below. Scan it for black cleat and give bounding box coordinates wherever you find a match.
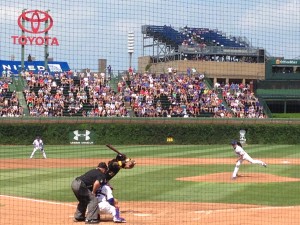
[73,217,85,222]
[85,219,100,224]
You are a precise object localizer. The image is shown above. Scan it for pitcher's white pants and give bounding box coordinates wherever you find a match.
[232,153,266,178]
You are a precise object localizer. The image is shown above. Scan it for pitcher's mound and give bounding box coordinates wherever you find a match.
[177,172,300,183]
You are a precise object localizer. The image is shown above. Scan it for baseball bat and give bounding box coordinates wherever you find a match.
[105,144,124,155]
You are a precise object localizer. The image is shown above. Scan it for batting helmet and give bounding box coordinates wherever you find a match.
[116,154,127,161]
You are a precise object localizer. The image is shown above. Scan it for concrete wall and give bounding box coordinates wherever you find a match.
[138,56,265,81]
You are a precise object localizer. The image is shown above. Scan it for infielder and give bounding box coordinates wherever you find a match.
[30,136,47,159]
[231,140,267,180]
[96,183,126,223]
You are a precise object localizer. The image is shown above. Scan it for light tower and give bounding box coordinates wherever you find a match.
[127,31,134,69]
[21,9,27,73]
[44,10,50,69]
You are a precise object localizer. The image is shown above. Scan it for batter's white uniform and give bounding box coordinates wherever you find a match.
[232,144,267,179]
[30,137,47,159]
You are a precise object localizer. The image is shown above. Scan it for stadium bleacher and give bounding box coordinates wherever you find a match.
[144,25,248,49]
[145,25,187,48]
[0,67,267,118]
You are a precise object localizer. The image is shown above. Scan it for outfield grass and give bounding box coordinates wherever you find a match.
[0,144,300,206]
[272,113,300,118]
[1,144,299,159]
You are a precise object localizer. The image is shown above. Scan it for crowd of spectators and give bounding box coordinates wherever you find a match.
[22,70,72,116]
[22,69,129,117]
[0,78,24,117]
[179,27,258,63]
[82,73,129,117]
[180,27,247,48]
[0,67,266,119]
[118,71,232,118]
[216,81,266,118]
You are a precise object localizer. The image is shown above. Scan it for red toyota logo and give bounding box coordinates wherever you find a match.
[17,10,53,34]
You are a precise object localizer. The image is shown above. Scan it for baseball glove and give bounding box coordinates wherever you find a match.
[123,158,136,169]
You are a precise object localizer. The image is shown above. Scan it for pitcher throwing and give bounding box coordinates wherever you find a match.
[231,140,267,180]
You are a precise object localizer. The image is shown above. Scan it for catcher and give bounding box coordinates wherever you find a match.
[96,183,126,223]
[106,154,136,181]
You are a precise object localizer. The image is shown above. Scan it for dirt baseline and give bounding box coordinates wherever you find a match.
[1,157,300,225]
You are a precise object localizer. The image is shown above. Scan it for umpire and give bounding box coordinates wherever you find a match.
[71,162,108,224]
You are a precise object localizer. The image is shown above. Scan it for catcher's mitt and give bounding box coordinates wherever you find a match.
[123,158,136,169]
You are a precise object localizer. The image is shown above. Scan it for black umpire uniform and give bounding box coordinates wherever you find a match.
[71,162,107,224]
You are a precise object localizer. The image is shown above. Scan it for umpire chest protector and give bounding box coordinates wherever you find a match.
[78,169,106,190]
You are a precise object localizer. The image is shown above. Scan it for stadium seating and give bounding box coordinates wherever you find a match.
[146,25,187,48]
[144,25,248,49]
[0,79,23,117]
[120,72,231,118]
[15,67,266,118]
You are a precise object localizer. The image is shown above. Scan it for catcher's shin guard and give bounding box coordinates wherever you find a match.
[115,207,120,218]
[113,207,126,223]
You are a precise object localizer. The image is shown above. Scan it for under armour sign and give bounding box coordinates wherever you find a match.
[70,130,94,145]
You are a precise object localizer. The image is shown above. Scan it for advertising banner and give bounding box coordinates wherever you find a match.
[0,60,70,76]
[69,130,94,145]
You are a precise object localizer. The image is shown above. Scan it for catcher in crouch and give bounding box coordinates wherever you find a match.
[96,183,126,223]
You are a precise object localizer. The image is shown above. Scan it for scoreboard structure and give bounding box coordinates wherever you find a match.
[265,59,300,80]
[256,58,300,114]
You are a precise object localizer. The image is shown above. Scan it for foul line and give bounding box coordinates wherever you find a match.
[195,205,298,215]
[0,194,76,208]
[2,194,298,216]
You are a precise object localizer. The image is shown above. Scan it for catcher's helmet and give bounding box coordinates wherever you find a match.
[116,154,126,161]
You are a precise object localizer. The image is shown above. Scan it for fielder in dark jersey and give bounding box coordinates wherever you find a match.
[71,162,108,224]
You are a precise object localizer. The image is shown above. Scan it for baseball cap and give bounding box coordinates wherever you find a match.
[231,140,238,145]
[97,162,108,169]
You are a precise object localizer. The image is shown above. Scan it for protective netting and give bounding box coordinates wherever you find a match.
[1,1,300,225]
[1,141,300,225]
[1,0,299,72]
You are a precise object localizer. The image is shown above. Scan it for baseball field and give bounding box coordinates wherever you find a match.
[1,144,300,225]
